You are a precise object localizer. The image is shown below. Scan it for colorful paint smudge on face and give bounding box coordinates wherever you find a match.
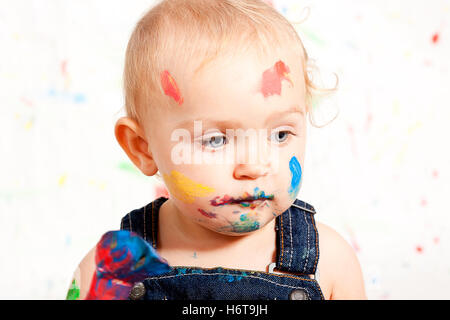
[198,208,217,219]
[288,156,302,199]
[210,187,274,209]
[66,279,80,300]
[260,60,293,98]
[160,70,184,105]
[85,230,171,300]
[163,170,215,204]
[221,212,260,233]
[233,213,260,233]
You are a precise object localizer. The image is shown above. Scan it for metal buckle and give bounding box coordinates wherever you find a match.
[267,262,276,274]
[291,203,316,214]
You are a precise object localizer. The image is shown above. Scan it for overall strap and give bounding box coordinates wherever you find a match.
[275,199,319,275]
[120,197,168,249]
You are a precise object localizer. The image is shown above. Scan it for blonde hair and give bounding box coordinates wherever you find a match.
[123,0,337,128]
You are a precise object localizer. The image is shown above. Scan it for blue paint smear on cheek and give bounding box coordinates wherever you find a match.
[288,156,302,199]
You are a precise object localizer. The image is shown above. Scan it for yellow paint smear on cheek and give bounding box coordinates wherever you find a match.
[163,170,215,203]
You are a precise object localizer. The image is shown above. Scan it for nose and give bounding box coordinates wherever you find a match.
[233,163,271,180]
[232,129,276,180]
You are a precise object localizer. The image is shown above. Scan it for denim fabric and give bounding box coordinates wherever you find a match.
[120,197,324,300]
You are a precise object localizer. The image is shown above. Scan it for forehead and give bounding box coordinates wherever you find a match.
[158,49,306,126]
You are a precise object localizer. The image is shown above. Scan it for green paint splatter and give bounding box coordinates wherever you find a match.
[225,213,260,233]
[117,161,144,176]
[66,279,80,300]
[297,26,326,47]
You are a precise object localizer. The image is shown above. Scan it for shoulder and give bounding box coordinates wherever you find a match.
[67,246,96,300]
[316,221,367,300]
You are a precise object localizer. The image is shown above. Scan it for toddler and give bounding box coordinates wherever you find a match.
[67,0,366,300]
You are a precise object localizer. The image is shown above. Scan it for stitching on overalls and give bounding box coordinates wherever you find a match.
[310,213,319,272]
[279,212,284,267]
[146,272,314,290]
[143,205,147,241]
[151,201,156,249]
[128,212,132,232]
[288,207,293,269]
[303,209,310,273]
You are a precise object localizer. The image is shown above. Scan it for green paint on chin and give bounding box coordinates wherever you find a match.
[66,279,80,300]
[222,214,260,233]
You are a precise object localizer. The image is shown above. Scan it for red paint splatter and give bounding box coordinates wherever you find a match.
[160,70,183,105]
[431,33,439,44]
[420,198,427,207]
[198,208,217,219]
[61,60,68,76]
[432,169,439,179]
[365,112,373,132]
[415,245,423,254]
[21,97,33,107]
[261,60,293,98]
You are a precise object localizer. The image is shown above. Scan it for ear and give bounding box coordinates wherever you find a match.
[114,117,158,176]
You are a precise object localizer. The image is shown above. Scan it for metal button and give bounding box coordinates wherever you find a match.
[289,289,309,300]
[129,282,146,300]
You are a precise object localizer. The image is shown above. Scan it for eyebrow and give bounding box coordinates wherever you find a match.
[177,105,304,129]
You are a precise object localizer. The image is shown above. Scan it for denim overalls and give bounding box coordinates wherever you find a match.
[120,197,324,300]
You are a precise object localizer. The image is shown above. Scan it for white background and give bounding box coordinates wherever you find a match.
[0,0,449,299]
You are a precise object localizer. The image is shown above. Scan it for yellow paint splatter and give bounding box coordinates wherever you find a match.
[24,120,33,130]
[408,121,422,135]
[395,143,408,166]
[163,170,215,203]
[58,174,67,186]
[392,100,400,115]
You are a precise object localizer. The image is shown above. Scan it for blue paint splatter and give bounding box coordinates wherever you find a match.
[191,269,203,274]
[177,268,187,275]
[288,156,302,199]
[73,93,86,104]
[253,187,273,200]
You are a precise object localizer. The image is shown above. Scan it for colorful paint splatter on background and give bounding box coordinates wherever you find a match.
[288,156,302,199]
[85,230,171,300]
[261,60,293,98]
[160,70,184,105]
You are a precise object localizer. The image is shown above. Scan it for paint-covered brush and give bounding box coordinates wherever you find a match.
[85,230,171,300]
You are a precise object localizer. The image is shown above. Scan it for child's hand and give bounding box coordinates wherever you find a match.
[85,230,171,300]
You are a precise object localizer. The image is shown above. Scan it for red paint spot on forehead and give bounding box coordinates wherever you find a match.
[260,60,294,98]
[160,70,184,105]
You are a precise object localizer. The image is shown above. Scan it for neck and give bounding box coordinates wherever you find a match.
[157,198,277,270]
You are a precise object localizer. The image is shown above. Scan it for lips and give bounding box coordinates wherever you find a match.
[210,192,274,208]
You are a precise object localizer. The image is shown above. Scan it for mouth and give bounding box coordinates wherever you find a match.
[210,192,274,208]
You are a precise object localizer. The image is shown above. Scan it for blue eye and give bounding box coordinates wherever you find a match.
[202,134,228,149]
[270,130,292,143]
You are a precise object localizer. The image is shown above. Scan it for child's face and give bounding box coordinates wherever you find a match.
[147,50,307,236]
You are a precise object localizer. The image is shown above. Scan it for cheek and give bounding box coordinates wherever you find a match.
[162,170,216,204]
